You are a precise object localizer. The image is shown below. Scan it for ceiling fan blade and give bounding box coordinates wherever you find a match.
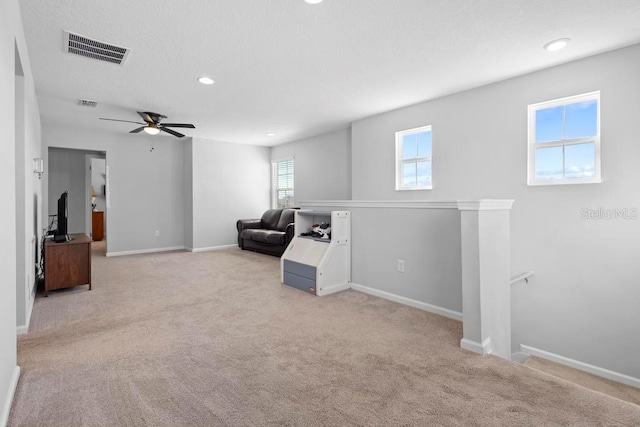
[161,123,196,128]
[137,111,153,123]
[159,127,185,138]
[100,118,144,125]
[129,126,145,133]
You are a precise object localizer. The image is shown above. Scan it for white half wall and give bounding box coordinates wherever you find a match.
[459,202,513,360]
[350,44,640,379]
[270,128,352,204]
[190,137,270,250]
[299,200,463,316]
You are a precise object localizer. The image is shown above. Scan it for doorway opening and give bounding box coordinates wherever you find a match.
[47,147,108,256]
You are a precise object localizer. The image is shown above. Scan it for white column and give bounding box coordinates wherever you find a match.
[457,200,514,360]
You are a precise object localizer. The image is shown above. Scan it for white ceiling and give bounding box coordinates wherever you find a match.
[20,0,640,146]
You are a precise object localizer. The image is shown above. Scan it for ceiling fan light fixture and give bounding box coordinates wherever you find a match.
[144,125,160,135]
[198,76,215,85]
[101,111,194,138]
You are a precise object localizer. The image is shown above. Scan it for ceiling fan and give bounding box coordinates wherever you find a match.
[99,111,195,138]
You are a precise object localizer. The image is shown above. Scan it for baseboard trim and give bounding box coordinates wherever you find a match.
[317,282,351,296]
[520,344,640,389]
[16,295,34,336]
[1,366,20,427]
[460,337,492,355]
[188,244,238,253]
[511,352,530,363]
[106,246,186,257]
[350,283,462,321]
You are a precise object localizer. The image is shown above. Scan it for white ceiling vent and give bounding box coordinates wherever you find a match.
[79,99,98,107]
[63,31,130,65]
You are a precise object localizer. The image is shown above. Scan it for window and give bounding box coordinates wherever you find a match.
[528,91,600,185]
[272,158,294,208]
[396,125,433,190]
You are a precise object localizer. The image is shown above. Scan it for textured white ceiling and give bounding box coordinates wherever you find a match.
[19,0,640,146]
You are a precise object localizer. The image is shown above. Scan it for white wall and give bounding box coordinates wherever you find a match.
[189,137,270,250]
[183,139,194,250]
[45,129,271,255]
[270,128,351,204]
[14,75,26,335]
[351,44,640,379]
[14,70,42,332]
[1,15,19,426]
[1,0,41,423]
[44,125,185,255]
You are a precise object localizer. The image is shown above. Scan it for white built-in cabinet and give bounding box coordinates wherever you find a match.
[280,210,351,296]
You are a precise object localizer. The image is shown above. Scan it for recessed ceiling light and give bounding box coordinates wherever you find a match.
[198,76,215,85]
[543,38,571,52]
[304,0,323,4]
[266,133,276,137]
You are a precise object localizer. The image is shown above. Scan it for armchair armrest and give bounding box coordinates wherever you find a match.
[237,219,263,248]
[236,218,262,232]
[285,222,295,246]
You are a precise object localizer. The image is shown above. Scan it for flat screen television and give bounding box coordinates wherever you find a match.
[54,191,70,242]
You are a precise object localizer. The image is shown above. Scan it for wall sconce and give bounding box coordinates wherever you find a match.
[33,158,44,179]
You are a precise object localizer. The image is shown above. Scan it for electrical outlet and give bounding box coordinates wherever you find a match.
[155,230,160,237]
[397,259,405,273]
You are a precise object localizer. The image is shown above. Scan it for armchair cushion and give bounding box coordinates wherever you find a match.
[261,209,282,230]
[240,229,286,246]
[276,209,296,231]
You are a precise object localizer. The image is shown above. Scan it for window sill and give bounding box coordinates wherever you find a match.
[395,186,433,191]
[527,178,602,186]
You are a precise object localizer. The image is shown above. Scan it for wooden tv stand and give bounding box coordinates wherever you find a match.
[44,233,92,297]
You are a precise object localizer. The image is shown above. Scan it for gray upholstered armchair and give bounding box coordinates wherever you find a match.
[237,208,296,256]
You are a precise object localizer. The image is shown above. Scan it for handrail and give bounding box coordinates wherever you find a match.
[510,271,534,285]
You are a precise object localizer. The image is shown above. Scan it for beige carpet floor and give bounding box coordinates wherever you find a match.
[9,245,640,426]
[524,356,640,407]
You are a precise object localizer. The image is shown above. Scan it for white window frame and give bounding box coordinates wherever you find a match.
[395,125,433,191]
[527,91,601,186]
[271,157,294,209]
